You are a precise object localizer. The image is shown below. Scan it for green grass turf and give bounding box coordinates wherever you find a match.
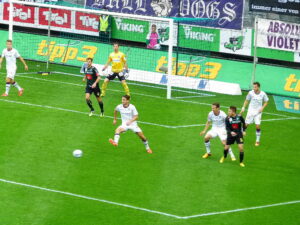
[0,61,299,225]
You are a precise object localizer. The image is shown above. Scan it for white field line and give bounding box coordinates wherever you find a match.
[181,200,300,219]
[173,117,300,128]
[0,99,173,129]
[0,178,299,220]
[16,74,297,119]
[0,178,181,219]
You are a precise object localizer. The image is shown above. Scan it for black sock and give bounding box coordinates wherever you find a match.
[240,152,244,163]
[224,149,229,158]
[86,99,94,111]
[98,101,104,113]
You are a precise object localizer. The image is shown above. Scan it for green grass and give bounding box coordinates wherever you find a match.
[0,62,299,225]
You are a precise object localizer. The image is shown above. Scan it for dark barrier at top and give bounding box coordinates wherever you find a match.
[249,0,300,17]
[85,0,245,30]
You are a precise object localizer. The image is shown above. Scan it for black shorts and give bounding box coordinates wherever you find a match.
[226,133,244,145]
[85,85,101,97]
[107,72,125,81]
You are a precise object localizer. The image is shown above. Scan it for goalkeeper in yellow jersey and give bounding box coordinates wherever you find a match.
[101,43,130,97]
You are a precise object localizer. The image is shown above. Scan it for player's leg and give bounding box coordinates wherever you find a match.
[136,131,152,154]
[222,140,236,161]
[101,78,110,97]
[254,114,262,146]
[11,79,24,96]
[219,129,236,161]
[202,133,213,158]
[109,126,126,146]
[220,143,231,163]
[94,86,104,117]
[2,77,12,96]
[85,92,94,116]
[120,78,130,96]
[238,144,245,167]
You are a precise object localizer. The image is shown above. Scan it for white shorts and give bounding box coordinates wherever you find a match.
[246,111,262,125]
[6,67,17,79]
[119,123,142,133]
[207,128,227,141]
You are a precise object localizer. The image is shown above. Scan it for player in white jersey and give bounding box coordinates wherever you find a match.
[109,95,152,154]
[240,82,269,146]
[0,40,28,97]
[200,103,236,161]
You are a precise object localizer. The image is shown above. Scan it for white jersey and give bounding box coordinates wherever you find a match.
[116,104,138,126]
[246,90,269,113]
[207,110,227,129]
[1,48,20,69]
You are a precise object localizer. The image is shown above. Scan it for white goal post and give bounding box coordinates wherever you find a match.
[7,0,174,99]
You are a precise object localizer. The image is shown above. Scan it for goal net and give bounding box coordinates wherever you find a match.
[1,0,224,100]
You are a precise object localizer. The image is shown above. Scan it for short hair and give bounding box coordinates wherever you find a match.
[113,42,119,46]
[6,40,12,43]
[229,106,237,113]
[212,103,220,108]
[86,57,93,62]
[152,24,157,27]
[253,82,260,87]
[123,95,130,100]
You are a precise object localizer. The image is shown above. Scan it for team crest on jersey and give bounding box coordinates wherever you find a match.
[229,118,232,122]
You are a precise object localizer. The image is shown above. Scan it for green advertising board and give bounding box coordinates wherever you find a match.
[111,17,149,43]
[1,30,299,98]
[273,95,300,114]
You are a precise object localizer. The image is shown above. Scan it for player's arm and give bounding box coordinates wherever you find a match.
[259,94,269,113]
[200,121,211,136]
[241,92,251,114]
[126,115,138,126]
[241,116,247,135]
[19,56,28,70]
[0,57,3,70]
[91,68,101,88]
[226,117,236,136]
[113,109,118,125]
[102,56,112,71]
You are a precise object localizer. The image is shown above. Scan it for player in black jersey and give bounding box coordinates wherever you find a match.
[220,106,247,167]
[81,58,104,117]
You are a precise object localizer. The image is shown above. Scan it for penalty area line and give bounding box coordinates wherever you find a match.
[0,99,173,129]
[0,178,299,220]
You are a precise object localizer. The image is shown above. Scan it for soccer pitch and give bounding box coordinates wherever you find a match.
[0,62,299,225]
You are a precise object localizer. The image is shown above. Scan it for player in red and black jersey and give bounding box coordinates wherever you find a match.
[81,58,104,117]
[220,106,247,167]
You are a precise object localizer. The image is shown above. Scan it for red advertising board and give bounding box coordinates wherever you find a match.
[3,2,35,24]
[38,8,72,28]
[75,11,99,32]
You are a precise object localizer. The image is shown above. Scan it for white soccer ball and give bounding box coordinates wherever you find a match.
[73,149,83,158]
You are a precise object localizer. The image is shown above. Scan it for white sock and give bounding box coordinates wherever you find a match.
[256,129,261,142]
[143,140,150,150]
[12,82,22,91]
[204,141,211,154]
[229,148,235,158]
[114,134,120,144]
[5,83,11,95]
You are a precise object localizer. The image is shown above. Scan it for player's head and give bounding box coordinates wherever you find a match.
[113,43,119,52]
[228,106,237,116]
[253,82,261,92]
[86,57,93,67]
[122,95,130,105]
[212,102,220,113]
[151,24,157,32]
[6,40,12,49]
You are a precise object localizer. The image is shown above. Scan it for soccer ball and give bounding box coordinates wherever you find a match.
[73,149,83,158]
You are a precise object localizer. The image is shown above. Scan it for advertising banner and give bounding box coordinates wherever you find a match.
[86,0,244,30]
[1,30,299,97]
[256,18,300,53]
[0,3,100,36]
[249,0,300,17]
[273,95,300,114]
[219,28,252,56]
